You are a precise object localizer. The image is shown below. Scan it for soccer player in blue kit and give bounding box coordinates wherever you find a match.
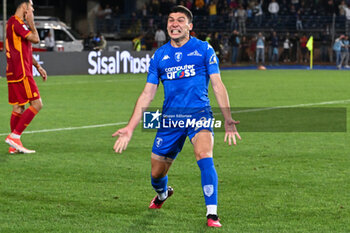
[112,5,241,228]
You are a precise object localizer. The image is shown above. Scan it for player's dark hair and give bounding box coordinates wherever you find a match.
[169,5,193,23]
[15,0,31,9]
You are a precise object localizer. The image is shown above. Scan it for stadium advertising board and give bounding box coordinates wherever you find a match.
[88,51,151,75]
[0,51,153,76]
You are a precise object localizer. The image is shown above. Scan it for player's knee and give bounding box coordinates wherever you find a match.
[195,151,212,161]
[32,101,43,111]
[151,171,165,179]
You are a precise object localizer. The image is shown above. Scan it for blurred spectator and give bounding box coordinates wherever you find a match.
[269,31,279,65]
[93,33,107,51]
[237,5,247,34]
[208,1,217,27]
[268,0,279,19]
[296,10,303,30]
[249,36,257,62]
[333,35,344,69]
[144,30,154,50]
[44,31,55,51]
[210,32,222,60]
[339,0,347,16]
[206,33,212,43]
[240,36,250,61]
[194,0,206,15]
[320,31,330,62]
[113,6,121,33]
[299,34,308,63]
[340,35,349,68]
[133,35,142,51]
[291,0,299,9]
[83,32,94,51]
[155,27,166,48]
[290,33,299,62]
[96,5,105,33]
[344,3,350,35]
[279,0,289,15]
[87,3,100,33]
[228,8,237,30]
[229,30,240,64]
[253,0,263,26]
[185,0,193,10]
[281,33,291,62]
[256,32,265,65]
[325,0,336,17]
[104,4,113,32]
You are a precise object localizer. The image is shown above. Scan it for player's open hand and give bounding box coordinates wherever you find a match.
[37,66,47,81]
[224,119,241,146]
[112,127,133,153]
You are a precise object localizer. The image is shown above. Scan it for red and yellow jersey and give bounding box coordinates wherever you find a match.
[6,15,33,83]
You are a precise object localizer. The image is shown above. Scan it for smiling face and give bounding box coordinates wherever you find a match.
[167,12,193,45]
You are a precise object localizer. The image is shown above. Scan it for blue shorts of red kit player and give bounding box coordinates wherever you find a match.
[152,109,214,159]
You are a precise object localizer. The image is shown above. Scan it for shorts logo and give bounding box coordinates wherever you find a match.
[143,110,162,129]
[203,185,214,197]
[175,52,183,62]
[155,137,163,148]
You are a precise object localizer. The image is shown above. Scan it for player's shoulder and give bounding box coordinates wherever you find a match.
[190,37,213,52]
[12,15,25,25]
[152,41,171,61]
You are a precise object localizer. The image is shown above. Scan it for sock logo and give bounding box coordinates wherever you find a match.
[203,185,214,197]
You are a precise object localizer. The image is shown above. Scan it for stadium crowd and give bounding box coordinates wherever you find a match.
[90,0,350,35]
[86,0,350,67]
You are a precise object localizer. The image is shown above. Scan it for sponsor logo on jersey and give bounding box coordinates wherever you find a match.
[162,55,170,61]
[165,64,196,79]
[187,50,202,57]
[23,24,29,31]
[175,52,183,62]
[209,54,217,65]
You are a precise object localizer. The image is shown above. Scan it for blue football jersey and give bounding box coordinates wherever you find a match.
[147,37,220,115]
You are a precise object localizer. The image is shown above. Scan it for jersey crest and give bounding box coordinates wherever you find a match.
[175,52,182,62]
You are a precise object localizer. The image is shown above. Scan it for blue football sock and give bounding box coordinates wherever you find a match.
[151,175,168,200]
[197,157,218,206]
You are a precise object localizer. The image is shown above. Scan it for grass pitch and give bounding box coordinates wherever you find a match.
[0,70,349,233]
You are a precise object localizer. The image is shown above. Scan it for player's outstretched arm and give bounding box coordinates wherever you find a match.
[33,57,47,81]
[210,73,241,146]
[112,83,158,153]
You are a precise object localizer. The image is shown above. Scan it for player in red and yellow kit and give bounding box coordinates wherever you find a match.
[4,0,47,154]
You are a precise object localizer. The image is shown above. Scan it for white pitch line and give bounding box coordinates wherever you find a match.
[229,99,350,114]
[0,122,128,136]
[0,99,349,136]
